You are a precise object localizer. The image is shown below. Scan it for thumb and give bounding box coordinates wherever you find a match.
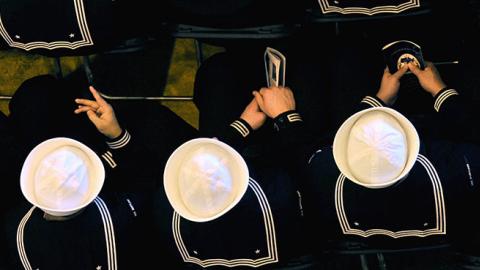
[252,91,265,111]
[393,64,409,79]
[383,66,391,74]
[408,62,421,76]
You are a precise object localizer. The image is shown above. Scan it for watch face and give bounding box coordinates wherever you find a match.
[397,53,420,70]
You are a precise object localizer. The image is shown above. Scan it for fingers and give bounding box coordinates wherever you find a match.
[75,86,112,117]
[252,91,265,111]
[89,86,108,106]
[393,64,409,79]
[85,110,100,124]
[425,61,434,68]
[74,105,105,114]
[424,61,439,73]
[75,98,99,110]
[248,97,260,111]
[407,62,421,75]
[74,105,95,114]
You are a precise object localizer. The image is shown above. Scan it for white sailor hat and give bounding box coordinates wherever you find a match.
[333,107,419,188]
[164,138,249,222]
[20,137,105,216]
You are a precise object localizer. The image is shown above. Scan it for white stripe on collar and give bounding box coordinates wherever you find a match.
[0,0,94,51]
[318,0,421,15]
[335,154,446,238]
[94,197,118,270]
[17,207,35,270]
[172,178,278,267]
[16,197,117,270]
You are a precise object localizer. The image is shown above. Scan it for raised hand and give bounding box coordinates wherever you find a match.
[376,65,408,106]
[408,61,447,97]
[74,86,122,139]
[240,98,267,130]
[252,86,296,118]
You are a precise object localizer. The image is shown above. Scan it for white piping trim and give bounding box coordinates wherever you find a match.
[0,0,94,51]
[94,197,117,270]
[17,206,35,270]
[230,120,250,137]
[101,152,117,169]
[249,179,278,262]
[107,131,131,149]
[308,149,323,164]
[335,154,446,238]
[318,0,421,15]
[287,113,303,122]
[361,96,383,107]
[172,178,278,267]
[417,155,446,233]
[125,198,137,217]
[16,197,117,270]
[434,89,458,112]
[297,190,304,216]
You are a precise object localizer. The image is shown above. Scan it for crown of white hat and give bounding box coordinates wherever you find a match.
[21,138,105,216]
[333,107,419,188]
[164,138,249,222]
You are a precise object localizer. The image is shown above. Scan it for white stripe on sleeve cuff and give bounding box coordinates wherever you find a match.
[434,89,458,112]
[107,130,131,149]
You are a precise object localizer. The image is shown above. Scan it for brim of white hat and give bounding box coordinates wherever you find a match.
[333,107,419,188]
[20,137,105,216]
[164,138,249,222]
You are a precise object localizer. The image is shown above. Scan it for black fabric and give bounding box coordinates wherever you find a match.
[110,99,199,188]
[0,0,159,56]
[7,75,198,189]
[0,112,22,210]
[305,142,479,251]
[193,50,276,162]
[1,74,199,269]
[216,119,250,152]
[194,45,331,145]
[151,181,185,269]
[152,165,316,269]
[164,0,304,28]
[87,37,175,97]
[315,0,429,11]
[8,74,105,158]
[306,0,433,22]
[2,192,155,270]
[192,48,318,268]
[308,0,472,56]
[0,112,23,270]
[194,51,266,137]
[326,34,478,141]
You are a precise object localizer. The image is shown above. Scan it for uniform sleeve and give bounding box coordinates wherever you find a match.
[216,118,253,153]
[272,110,320,171]
[274,103,396,169]
[432,88,478,143]
[100,129,158,191]
[333,95,387,126]
[273,110,308,150]
[359,96,386,109]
